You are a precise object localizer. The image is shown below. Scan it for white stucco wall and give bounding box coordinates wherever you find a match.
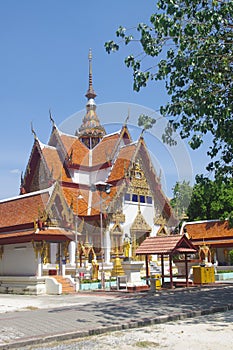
[0,243,37,276]
[72,170,90,185]
[122,201,155,237]
[72,167,111,187]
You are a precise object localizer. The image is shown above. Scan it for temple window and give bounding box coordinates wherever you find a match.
[124,193,131,201]
[139,195,145,203]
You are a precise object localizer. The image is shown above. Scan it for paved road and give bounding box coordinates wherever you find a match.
[0,284,233,349]
[16,310,233,350]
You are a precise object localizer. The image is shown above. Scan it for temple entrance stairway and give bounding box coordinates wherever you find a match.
[52,275,76,294]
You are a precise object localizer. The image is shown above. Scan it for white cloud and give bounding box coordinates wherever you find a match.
[10,169,21,174]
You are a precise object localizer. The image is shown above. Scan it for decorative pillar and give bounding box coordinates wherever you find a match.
[32,241,46,277]
[161,254,165,286]
[37,255,42,277]
[69,241,75,265]
[169,254,173,289]
[145,254,149,286]
[185,253,189,287]
[50,243,57,264]
[105,230,111,263]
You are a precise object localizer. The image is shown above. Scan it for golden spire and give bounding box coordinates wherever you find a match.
[85,48,96,100]
[77,49,106,148]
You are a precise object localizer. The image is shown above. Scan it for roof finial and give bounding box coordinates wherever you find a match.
[124,108,130,126]
[49,109,55,126]
[85,48,97,100]
[31,122,37,140]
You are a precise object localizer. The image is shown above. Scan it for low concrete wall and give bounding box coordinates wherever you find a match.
[215,272,233,281]
[0,276,63,295]
[45,277,62,294]
[0,276,46,295]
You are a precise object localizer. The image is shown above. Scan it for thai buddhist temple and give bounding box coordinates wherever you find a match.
[181,219,233,267]
[0,50,177,294]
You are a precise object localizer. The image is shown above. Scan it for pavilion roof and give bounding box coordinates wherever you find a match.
[183,220,233,241]
[136,234,197,255]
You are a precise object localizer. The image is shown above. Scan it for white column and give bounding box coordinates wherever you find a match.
[69,241,75,265]
[50,243,57,264]
[37,255,42,277]
[62,262,66,276]
[105,229,111,263]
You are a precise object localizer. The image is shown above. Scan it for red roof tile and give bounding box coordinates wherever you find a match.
[92,133,121,166]
[184,220,233,240]
[136,235,197,255]
[62,185,118,217]
[0,228,74,244]
[0,191,50,229]
[60,134,89,166]
[108,144,136,182]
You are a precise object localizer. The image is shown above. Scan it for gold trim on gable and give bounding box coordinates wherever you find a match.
[130,210,151,233]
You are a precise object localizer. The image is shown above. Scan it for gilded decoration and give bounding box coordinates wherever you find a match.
[130,210,151,233]
[62,241,70,262]
[110,222,123,254]
[111,211,125,254]
[32,240,46,259]
[154,213,167,226]
[127,160,151,197]
[112,212,125,224]
[47,183,74,227]
[199,245,211,262]
[78,241,96,265]
[42,242,50,264]
[130,209,151,260]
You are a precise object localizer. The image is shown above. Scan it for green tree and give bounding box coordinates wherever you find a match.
[170,180,193,219]
[187,175,233,224]
[105,0,233,179]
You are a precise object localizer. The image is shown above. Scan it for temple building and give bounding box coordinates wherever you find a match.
[0,50,177,294]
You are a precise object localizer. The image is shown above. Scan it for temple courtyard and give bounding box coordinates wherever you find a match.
[0,283,232,349]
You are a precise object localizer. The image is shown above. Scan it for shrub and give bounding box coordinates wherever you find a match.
[229,250,233,265]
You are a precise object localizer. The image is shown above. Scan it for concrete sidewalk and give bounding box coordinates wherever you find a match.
[0,284,233,349]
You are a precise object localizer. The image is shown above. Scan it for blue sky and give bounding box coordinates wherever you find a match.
[0,0,211,200]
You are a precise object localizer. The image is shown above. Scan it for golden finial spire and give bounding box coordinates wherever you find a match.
[85,48,96,100]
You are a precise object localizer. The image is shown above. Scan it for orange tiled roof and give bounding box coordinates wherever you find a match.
[62,185,118,217]
[136,234,197,255]
[0,228,74,244]
[42,146,63,179]
[0,191,50,228]
[62,187,90,216]
[60,134,89,166]
[108,143,136,182]
[91,133,121,166]
[184,220,233,240]
[41,145,72,183]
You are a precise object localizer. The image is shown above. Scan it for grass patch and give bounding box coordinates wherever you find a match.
[25,306,39,310]
[135,340,160,348]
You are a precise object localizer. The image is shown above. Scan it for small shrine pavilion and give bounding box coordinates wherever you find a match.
[136,234,197,288]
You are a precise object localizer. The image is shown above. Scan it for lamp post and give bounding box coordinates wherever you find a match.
[75,194,83,285]
[91,181,111,289]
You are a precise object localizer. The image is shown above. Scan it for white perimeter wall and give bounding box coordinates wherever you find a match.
[0,243,37,276]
